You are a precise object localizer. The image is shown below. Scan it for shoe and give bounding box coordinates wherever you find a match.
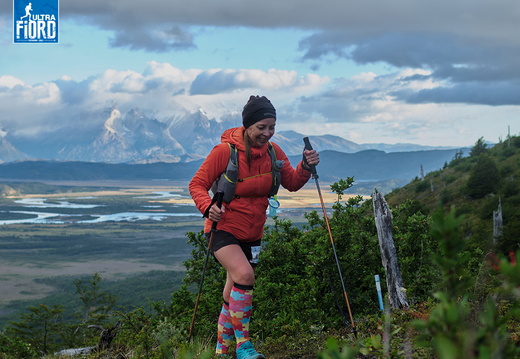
[236,341,265,359]
[216,354,231,358]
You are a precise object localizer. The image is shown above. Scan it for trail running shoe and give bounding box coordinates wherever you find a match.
[236,341,265,359]
[216,354,231,359]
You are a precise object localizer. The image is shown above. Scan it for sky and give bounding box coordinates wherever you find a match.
[0,0,519,148]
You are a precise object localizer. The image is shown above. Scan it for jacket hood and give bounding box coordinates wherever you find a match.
[220,127,269,155]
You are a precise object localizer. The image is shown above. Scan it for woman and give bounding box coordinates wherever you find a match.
[189,95,319,359]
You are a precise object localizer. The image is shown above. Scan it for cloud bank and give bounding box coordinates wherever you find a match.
[0,0,518,146]
[1,61,512,146]
[22,0,515,107]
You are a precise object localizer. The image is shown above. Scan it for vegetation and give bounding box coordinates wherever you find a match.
[1,136,520,358]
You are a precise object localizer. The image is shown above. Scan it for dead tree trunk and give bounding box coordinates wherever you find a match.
[493,198,503,244]
[89,321,122,351]
[54,322,122,357]
[372,191,409,310]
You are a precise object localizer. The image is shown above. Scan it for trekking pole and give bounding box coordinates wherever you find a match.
[303,137,358,338]
[189,191,224,339]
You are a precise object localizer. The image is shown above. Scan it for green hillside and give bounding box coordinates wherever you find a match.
[386,136,520,256]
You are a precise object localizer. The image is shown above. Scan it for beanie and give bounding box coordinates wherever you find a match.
[242,95,276,128]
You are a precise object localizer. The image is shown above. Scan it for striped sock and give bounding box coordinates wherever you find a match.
[229,283,254,348]
[216,301,234,354]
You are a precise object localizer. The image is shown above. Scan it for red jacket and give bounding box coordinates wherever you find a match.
[189,127,311,241]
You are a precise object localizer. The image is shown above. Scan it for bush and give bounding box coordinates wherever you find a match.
[444,174,457,184]
[501,146,516,158]
[466,155,500,199]
[502,179,519,197]
[414,180,430,193]
[441,189,453,205]
[0,332,38,358]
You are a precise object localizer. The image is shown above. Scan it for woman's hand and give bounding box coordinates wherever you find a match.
[303,149,320,170]
[208,202,225,222]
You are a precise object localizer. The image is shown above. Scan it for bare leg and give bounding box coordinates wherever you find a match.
[214,244,254,294]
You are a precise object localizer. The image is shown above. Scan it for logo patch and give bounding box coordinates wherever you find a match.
[14,0,59,43]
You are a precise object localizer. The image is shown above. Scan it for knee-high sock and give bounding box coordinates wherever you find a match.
[216,301,234,354]
[229,283,254,348]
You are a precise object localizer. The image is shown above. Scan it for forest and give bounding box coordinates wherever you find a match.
[1,136,519,358]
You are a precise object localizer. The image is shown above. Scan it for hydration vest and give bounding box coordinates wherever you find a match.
[212,142,284,203]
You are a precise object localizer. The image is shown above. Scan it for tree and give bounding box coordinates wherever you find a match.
[61,273,119,348]
[470,137,488,157]
[74,273,117,326]
[330,177,355,202]
[6,304,64,354]
[466,155,500,199]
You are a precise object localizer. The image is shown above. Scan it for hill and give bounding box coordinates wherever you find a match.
[0,148,466,195]
[386,136,520,254]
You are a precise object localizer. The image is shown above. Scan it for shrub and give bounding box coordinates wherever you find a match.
[414,180,430,194]
[466,155,500,199]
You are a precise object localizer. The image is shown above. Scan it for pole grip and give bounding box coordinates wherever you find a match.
[211,191,224,231]
[303,137,318,176]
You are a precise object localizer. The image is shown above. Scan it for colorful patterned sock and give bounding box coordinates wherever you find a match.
[229,283,254,349]
[216,301,234,355]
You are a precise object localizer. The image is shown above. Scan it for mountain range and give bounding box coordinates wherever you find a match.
[1,105,460,164]
[0,106,470,193]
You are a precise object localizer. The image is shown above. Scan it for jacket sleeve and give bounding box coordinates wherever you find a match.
[189,144,230,215]
[273,142,312,192]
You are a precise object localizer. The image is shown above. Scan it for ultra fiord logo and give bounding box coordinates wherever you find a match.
[14,0,59,43]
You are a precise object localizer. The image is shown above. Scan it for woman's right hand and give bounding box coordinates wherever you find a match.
[208,203,225,222]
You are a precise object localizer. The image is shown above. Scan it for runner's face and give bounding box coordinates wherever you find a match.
[246,118,276,147]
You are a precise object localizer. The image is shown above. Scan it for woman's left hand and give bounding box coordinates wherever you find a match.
[303,149,320,167]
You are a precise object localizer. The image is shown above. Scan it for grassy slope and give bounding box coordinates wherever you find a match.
[386,137,520,248]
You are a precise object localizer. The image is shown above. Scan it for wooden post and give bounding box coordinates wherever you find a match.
[372,190,409,309]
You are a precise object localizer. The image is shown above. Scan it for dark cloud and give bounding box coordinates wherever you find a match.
[54,78,91,105]
[295,80,384,123]
[298,29,520,105]
[300,31,520,77]
[1,0,519,108]
[396,81,520,106]
[190,70,255,95]
[108,25,196,52]
[298,32,351,61]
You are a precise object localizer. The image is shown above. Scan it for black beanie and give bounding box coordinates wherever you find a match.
[242,95,276,128]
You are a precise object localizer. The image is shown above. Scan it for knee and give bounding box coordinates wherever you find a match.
[234,269,255,287]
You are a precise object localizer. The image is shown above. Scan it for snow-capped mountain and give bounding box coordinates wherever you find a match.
[0,133,27,163]
[0,105,460,164]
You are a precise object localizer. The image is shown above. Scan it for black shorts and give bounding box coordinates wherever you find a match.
[205,230,262,266]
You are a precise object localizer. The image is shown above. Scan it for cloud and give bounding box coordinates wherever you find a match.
[108,25,196,52]
[0,60,514,147]
[397,81,520,106]
[2,0,518,102]
[190,68,328,95]
[54,77,91,105]
[0,63,330,137]
[0,0,517,149]
[0,76,25,90]
[291,70,430,124]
